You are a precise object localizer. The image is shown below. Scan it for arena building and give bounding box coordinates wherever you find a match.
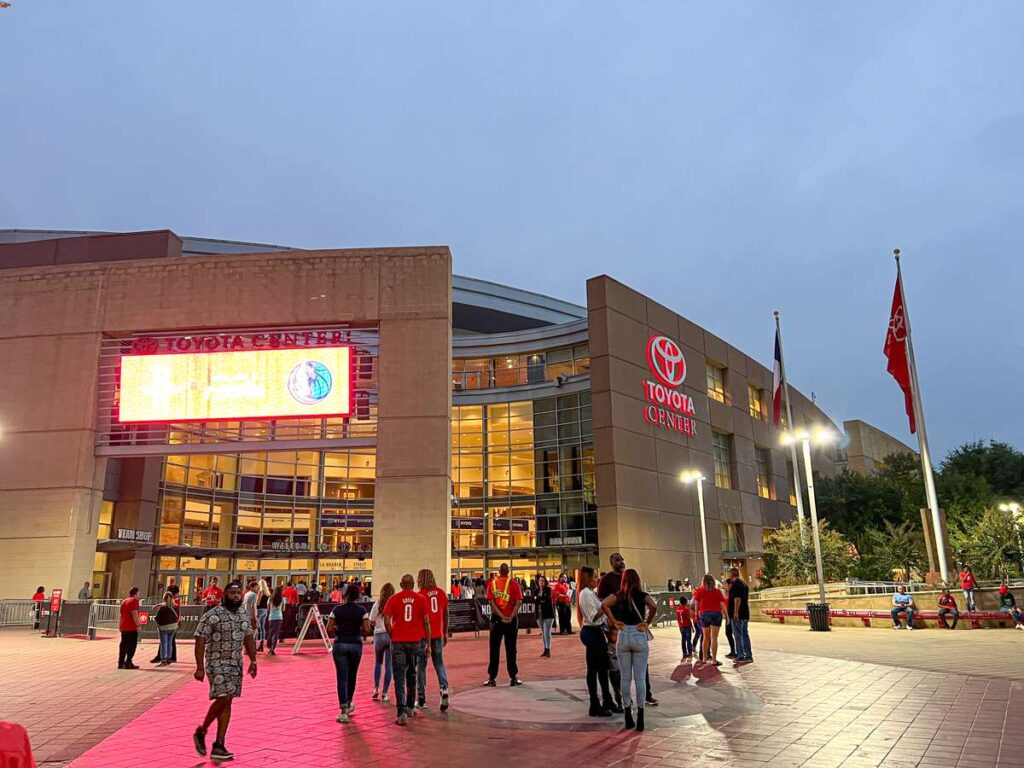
[0,229,838,599]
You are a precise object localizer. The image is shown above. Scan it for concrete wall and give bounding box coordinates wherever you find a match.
[842,419,916,475]
[587,276,836,590]
[0,232,451,598]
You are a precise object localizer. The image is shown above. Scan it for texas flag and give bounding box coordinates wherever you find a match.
[884,274,916,434]
[772,329,783,426]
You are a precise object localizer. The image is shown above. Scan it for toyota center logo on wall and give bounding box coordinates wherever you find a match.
[646,335,687,388]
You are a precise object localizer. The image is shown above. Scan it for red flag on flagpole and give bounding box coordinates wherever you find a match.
[884,274,916,434]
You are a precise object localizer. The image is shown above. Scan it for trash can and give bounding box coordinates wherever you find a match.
[806,603,831,632]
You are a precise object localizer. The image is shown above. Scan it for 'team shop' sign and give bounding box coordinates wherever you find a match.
[643,335,697,437]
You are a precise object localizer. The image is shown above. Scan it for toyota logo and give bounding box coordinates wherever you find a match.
[646,335,686,388]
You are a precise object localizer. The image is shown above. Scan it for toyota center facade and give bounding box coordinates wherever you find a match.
[0,229,837,600]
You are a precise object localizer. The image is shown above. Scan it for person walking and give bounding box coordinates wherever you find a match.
[192,581,258,762]
[243,581,260,637]
[266,586,284,655]
[369,583,395,702]
[693,575,728,666]
[728,568,752,664]
[117,587,142,670]
[255,579,271,652]
[155,591,179,666]
[326,583,371,723]
[534,575,555,657]
[937,589,959,630]
[383,574,430,726]
[416,569,451,711]
[485,563,524,687]
[959,565,977,612]
[553,574,574,634]
[675,596,693,660]
[577,566,616,717]
[600,568,656,731]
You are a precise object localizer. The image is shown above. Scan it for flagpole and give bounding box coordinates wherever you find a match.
[774,311,807,540]
[894,248,949,584]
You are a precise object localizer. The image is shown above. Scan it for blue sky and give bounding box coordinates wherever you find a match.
[2,2,1022,459]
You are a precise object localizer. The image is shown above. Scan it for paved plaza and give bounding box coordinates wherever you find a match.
[1,622,1022,768]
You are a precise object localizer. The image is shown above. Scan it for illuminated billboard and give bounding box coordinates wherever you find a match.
[118,346,351,423]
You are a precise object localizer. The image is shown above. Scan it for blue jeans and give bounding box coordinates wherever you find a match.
[891,606,915,627]
[417,637,449,700]
[963,589,976,611]
[331,640,363,708]
[256,608,268,643]
[158,628,176,661]
[999,606,1023,625]
[679,626,693,656]
[540,617,554,650]
[373,633,393,693]
[731,619,752,660]
[616,626,649,709]
[392,641,422,715]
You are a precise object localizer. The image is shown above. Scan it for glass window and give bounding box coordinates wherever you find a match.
[755,448,772,499]
[712,432,732,489]
[748,384,765,421]
[721,522,744,553]
[706,363,726,404]
[546,348,574,381]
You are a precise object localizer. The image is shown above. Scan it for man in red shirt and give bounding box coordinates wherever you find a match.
[416,568,451,711]
[202,577,224,611]
[118,587,142,670]
[485,563,523,687]
[383,573,430,726]
[552,574,573,634]
[281,581,300,606]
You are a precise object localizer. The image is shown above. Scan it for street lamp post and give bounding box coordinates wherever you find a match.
[681,471,710,576]
[781,427,837,608]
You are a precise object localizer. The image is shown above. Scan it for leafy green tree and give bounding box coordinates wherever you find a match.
[763,520,857,586]
[859,520,928,581]
[960,506,1023,580]
[941,441,1024,498]
[814,466,908,553]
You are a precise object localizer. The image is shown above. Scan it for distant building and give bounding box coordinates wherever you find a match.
[835,420,915,475]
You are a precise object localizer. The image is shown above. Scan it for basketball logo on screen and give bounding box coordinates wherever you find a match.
[646,335,686,388]
[287,361,333,405]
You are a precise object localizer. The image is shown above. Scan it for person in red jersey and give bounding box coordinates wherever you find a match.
[383,573,430,726]
[675,598,694,660]
[416,568,451,711]
[485,562,523,687]
[117,587,142,670]
[281,581,299,606]
[201,577,224,611]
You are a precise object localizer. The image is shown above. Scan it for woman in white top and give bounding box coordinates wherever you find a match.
[576,566,615,717]
[367,582,394,702]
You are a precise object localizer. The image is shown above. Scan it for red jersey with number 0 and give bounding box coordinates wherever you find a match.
[419,586,449,639]
[382,589,427,643]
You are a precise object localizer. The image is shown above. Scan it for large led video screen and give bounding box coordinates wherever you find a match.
[118,346,351,423]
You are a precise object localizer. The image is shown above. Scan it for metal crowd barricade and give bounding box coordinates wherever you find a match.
[0,600,40,627]
[87,602,122,639]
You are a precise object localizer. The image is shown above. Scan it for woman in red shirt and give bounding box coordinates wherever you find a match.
[691,575,728,667]
[959,565,977,612]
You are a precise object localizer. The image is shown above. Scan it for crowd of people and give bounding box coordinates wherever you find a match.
[887,566,1024,630]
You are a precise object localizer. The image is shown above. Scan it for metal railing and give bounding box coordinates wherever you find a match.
[0,600,41,627]
[87,602,122,637]
[751,578,1024,601]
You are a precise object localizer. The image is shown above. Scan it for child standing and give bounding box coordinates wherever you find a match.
[675,598,693,660]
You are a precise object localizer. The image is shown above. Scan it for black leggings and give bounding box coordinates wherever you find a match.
[581,627,613,705]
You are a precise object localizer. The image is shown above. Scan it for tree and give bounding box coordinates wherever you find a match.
[859,520,928,582]
[813,467,908,552]
[763,520,857,586]
[941,441,1024,499]
[960,506,1022,580]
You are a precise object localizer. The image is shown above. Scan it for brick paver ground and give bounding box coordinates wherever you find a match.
[2,622,1022,767]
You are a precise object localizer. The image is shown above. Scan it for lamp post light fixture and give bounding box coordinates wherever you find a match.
[781,427,839,607]
[680,470,710,576]
[998,502,1024,575]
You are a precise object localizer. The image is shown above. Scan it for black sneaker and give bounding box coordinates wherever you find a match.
[725,653,737,659]
[645,694,659,706]
[192,727,207,757]
[484,678,497,687]
[510,677,523,687]
[440,689,450,712]
[211,741,234,762]
[124,663,140,670]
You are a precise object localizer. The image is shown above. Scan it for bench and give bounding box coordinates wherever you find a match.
[762,607,1014,629]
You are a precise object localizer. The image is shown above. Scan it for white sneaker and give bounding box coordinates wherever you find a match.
[907,626,914,631]
[382,693,391,702]
[348,703,356,714]
[1016,624,1023,631]
[336,710,349,724]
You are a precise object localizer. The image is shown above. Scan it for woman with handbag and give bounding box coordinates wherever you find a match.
[600,568,656,731]
[576,567,616,717]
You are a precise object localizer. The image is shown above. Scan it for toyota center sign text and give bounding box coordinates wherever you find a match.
[643,335,697,437]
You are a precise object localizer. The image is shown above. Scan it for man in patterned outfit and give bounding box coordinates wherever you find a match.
[192,581,257,762]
